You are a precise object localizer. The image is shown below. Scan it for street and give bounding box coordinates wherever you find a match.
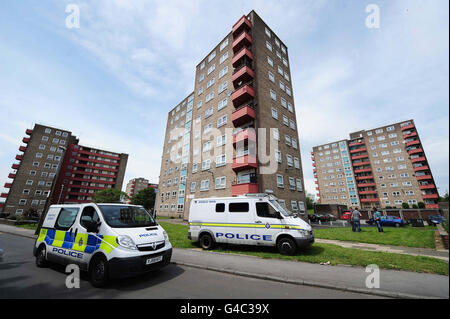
[0,232,381,299]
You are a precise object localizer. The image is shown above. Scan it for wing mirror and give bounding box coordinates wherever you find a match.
[85,221,101,233]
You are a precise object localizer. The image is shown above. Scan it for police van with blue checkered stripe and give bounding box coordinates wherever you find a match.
[188,193,314,255]
[34,203,172,287]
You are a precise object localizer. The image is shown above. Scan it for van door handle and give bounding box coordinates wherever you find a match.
[255,221,263,224]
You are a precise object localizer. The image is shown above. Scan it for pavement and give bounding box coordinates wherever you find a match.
[0,223,448,299]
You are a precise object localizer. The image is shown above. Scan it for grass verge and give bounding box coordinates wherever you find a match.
[314,226,437,249]
[159,222,449,276]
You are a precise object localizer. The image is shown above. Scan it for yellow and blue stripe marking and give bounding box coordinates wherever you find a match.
[189,222,304,230]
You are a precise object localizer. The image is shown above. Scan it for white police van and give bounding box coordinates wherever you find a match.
[188,194,314,255]
[34,203,172,287]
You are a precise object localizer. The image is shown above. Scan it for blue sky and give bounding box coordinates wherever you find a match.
[0,0,448,200]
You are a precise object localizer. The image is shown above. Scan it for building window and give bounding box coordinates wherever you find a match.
[277,175,284,188]
[215,177,226,189]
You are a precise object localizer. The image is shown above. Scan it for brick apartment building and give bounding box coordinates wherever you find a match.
[312,120,440,210]
[155,11,307,220]
[125,177,158,202]
[0,124,128,216]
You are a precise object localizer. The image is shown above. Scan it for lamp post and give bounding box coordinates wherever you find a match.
[35,145,67,235]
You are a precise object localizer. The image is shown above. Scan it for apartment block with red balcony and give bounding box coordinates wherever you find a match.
[125,177,158,203]
[51,144,128,205]
[312,120,440,210]
[155,11,307,220]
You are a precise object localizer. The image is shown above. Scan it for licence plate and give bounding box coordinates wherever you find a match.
[146,256,163,265]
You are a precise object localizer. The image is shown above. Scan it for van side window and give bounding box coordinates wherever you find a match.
[216,203,225,213]
[55,208,79,231]
[229,203,249,213]
[80,206,100,229]
[256,203,278,219]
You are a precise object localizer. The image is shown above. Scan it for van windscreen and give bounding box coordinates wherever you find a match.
[98,205,156,228]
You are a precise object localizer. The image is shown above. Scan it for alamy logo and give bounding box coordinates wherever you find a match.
[65,264,80,289]
[366,4,381,29]
[65,4,80,29]
[365,264,380,289]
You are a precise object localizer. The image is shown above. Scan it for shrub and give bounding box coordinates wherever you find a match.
[418,202,426,209]
[412,204,419,209]
[402,203,410,209]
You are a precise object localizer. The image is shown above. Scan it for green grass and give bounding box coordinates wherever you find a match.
[17,223,38,230]
[314,226,437,249]
[159,222,448,276]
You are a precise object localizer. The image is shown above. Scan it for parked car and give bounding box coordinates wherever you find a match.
[340,212,352,220]
[367,216,407,228]
[308,214,318,223]
[427,215,447,226]
[325,214,337,221]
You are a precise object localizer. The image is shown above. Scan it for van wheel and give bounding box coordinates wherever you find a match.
[90,255,109,288]
[277,237,297,256]
[199,233,215,250]
[36,245,48,268]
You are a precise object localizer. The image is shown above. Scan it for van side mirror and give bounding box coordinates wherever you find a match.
[85,221,101,233]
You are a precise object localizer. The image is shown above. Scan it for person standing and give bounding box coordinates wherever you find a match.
[373,208,384,233]
[351,208,362,232]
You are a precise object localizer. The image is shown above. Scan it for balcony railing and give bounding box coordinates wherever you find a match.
[232,182,258,197]
[22,137,30,143]
[360,198,380,203]
[406,140,421,147]
[401,124,415,131]
[232,105,256,127]
[25,129,33,135]
[8,173,16,179]
[233,128,257,146]
[416,175,433,181]
[232,66,254,87]
[414,165,429,172]
[1,193,8,198]
[232,84,255,107]
[19,146,27,152]
[419,184,436,190]
[232,15,252,37]
[11,164,19,170]
[422,194,439,200]
[232,31,253,53]
[411,156,427,164]
[15,155,23,161]
[408,148,423,155]
[232,155,258,172]
[232,47,253,68]
[351,154,369,160]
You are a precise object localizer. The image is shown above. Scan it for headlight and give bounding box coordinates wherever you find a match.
[298,229,309,237]
[117,235,137,250]
[163,231,169,242]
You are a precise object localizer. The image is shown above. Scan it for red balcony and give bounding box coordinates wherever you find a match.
[411,157,427,164]
[232,66,254,87]
[313,163,316,167]
[353,161,371,167]
[232,15,252,37]
[408,148,423,155]
[416,175,433,181]
[232,31,253,53]
[232,85,255,107]
[403,132,417,139]
[350,147,367,154]
[420,184,436,190]
[233,129,257,146]
[414,165,429,172]
[232,155,258,172]
[406,140,421,147]
[349,141,365,147]
[351,154,369,160]
[1,193,8,198]
[232,106,256,127]
[11,164,19,170]
[354,168,372,174]
[15,155,23,161]
[426,204,439,209]
[357,183,376,188]
[422,194,439,200]
[315,181,319,185]
[358,190,378,195]
[360,198,380,203]
[316,187,319,191]
[19,146,27,152]
[313,169,317,173]
[22,137,30,143]
[232,183,258,197]
[356,175,374,181]
[401,124,415,131]
[232,47,253,68]
[26,129,33,135]
[8,173,16,179]
[4,183,12,188]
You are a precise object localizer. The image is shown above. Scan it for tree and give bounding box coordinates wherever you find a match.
[93,189,129,204]
[131,188,156,210]
[418,202,426,209]
[439,191,449,202]
[305,193,316,210]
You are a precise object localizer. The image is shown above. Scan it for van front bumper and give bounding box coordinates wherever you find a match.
[295,236,315,248]
[108,248,172,279]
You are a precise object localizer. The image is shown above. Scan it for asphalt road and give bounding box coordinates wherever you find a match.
[0,232,382,299]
